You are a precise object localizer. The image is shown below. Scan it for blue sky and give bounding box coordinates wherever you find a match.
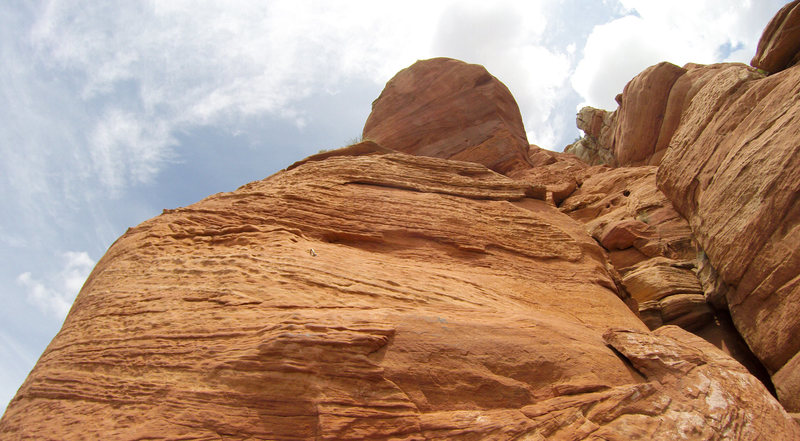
[0,0,786,414]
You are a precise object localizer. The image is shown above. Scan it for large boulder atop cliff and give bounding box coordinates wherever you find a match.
[363,57,533,174]
[751,0,800,74]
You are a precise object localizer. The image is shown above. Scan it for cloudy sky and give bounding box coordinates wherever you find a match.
[0,0,786,413]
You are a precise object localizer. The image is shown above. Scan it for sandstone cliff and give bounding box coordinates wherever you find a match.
[564,1,800,416]
[2,4,800,440]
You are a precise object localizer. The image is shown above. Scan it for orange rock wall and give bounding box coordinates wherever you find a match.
[2,144,797,439]
[565,57,800,414]
[565,62,758,168]
[658,62,800,411]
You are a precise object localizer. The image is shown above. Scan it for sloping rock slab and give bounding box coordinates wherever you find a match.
[601,326,800,440]
[3,148,795,438]
[1,150,643,439]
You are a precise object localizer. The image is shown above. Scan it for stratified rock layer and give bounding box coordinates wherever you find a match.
[560,166,695,265]
[2,143,796,439]
[363,57,533,174]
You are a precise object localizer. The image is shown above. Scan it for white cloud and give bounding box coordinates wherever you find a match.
[16,251,95,320]
[14,0,460,199]
[6,0,598,204]
[571,0,784,110]
[8,0,786,202]
[21,0,780,194]
[88,110,176,193]
[571,16,660,110]
[432,0,571,148]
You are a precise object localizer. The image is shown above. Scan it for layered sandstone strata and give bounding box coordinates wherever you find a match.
[1,142,795,439]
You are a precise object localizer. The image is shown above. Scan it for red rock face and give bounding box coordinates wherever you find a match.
[751,0,800,74]
[507,145,586,206]
[2,142,796,439]
[565,53,800,413]
[562,43,800,416]
[565,62,753,168]
[363,57,533,174]
[537,141,775,391]
[0,145,624,438]
[658,61,800,412]
[612,62,687,166]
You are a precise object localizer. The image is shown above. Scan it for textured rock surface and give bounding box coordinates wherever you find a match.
[564,61,688,167]
[556,163,772,383]
[621,258,703,304]
[775,352,800,412]
[557,1,800,416]
[560,166,695,266]
[751,0,800,73]
[2,145,797,439]
[658,61,800,411]
[363,57,533,174]
[565,62,758,167]
[611,62,687,166]
[507,145,586,205]
[564,107,616,166]
[0,147,638,439]
[562,53,800,413]
[639,293,712,331]
[561,37,800,412]
[602,326,798,439]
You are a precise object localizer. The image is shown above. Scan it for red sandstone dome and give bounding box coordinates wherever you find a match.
[363,57,533,175]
